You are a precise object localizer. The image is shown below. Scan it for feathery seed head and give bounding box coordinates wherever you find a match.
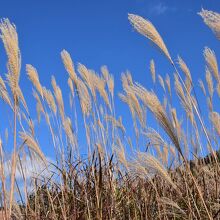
[206,67,214,97]
[177,56,192,82]
[150,59,156,84]
[165,74,171,97]
[199,9,220,40]
[43,87,57,115]
[158,74,166,92]
[198,79,206,96]
[128,14,172,63]
[20,132,45,162]
[61,50,77,83]
[204,47,219,82]
[26,64,43,97]
[0,19,21,99]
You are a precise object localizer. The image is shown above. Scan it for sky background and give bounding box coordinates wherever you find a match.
[0,0,220,161]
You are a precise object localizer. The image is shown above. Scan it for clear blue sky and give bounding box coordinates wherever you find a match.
[0,0,220,159]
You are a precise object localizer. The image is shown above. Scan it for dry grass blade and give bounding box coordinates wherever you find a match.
[128,14,172,63]
[199,9,220,40]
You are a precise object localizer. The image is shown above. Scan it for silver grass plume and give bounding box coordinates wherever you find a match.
[0,19,21,101]
[128,14,172,63]
[199,9,220,40]
[26,64,43,97]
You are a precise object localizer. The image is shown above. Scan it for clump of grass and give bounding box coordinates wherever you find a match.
[0,8,220,220]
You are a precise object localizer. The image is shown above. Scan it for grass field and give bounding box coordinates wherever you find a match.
[0,8,220,220]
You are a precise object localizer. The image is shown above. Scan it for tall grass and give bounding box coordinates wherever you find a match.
[0,8,220,220]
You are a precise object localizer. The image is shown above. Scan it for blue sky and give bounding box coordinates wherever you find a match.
[0,0,220,159]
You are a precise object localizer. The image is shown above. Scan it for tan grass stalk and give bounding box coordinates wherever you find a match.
[119,93,136,128]
[126,71,133,85]
[17,87,29,113]
[63,117,76,147]
[33,90,45,120]
[163,96,168,110]
[217,82,220,97]
[78,64,97,103]
[198,79,206,96]
[20,132,46,162]
[210,112,220,137]
[61,50,77,84]
[206,68,214,98]
[158,74,166,92]
[0,19,21,98]
[137,152,176,189]
[165,74,171,97]
[0,138,8,219]
[177,56,192,82]
[125,88,144,127]
[67,78,74,96]
[105,115,125,134]
[207,97,213,112]
[114,138,127,168]
[51,76,65,121]
[121,73,129,90]
[204,47,219,82]
[94,74,111,110]
[159,197,186,216]
[128,14,212,167]
[26,64,43,97]
[0,19,21,217]
[0,76,12,108]
[199,9,220,40]
[101,66,114,98]
[142,128,166,147]
[150,59,156,84]
[43,87,57,115]
[174,74,194,125]
[128,14,172,63]
[76,78,91,116]
[133,83,183,158]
